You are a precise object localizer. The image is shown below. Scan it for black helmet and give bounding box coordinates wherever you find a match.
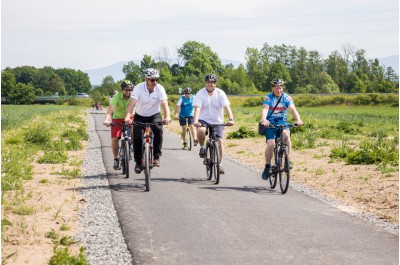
[271,79,284,87]
[121,80,133,89]
[205,74,218,82]
[184,87,191,93]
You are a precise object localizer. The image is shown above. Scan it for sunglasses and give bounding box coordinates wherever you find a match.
[149,79,159,83]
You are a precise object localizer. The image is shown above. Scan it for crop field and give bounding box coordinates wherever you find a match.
[1,105,77,131]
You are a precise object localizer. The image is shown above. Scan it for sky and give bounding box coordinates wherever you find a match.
[1,0,399,71]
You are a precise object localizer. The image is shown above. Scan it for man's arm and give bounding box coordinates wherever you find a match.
[174,105,180,119]
[223,105,235,125]
[161,100,171,124]
[103,104,115,126]
[288,104,303,125]
[261,105,269,126]
[193,106,201,127]
[124,99,137,124]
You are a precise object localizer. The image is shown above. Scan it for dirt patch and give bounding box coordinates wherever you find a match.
[165,122,399,224]
[1,148,86,265]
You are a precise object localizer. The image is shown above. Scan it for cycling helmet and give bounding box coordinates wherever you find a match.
[121,80,133,89]
[144,68,160,79]
[184,87,191,93]
[205,74,218,82]
[271,78,284,87]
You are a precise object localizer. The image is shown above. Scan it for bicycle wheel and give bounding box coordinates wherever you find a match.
[269,149,278,189]
[279,148,290,194]
[186,128,192,151]
[124,139,130,179]
[144,142,151,191]
[120,143,126,174]
[205,143,212,180]
[212,141,221,184]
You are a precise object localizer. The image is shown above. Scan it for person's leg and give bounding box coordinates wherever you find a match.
[133,115,144,163]
[181,126,187,143]
[111,138,119,158]
[189,124,197,142]
[265,139,275,164]
[283,129,291,155]
[150,113,163,159]
[262,128,276,180]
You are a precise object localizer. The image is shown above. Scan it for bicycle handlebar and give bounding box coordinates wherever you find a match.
[198,123,233,128]
[265,123,300,129]
[133,121,163,128]
[110,122,132,127]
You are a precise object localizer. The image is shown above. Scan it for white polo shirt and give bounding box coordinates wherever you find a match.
[131,82,168,116]
[193,87,230,124]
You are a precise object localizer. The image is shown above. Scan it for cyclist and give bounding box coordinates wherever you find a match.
[260,78,303,180]
[124,68,171,174]
[103,80,134,170]
[174,87,198,149]
[193,74,234,174]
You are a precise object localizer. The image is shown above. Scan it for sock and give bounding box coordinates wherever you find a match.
[200,145,205,149]
[265,164,270,169]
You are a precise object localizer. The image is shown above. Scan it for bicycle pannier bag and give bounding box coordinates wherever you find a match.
[258,122,266,135]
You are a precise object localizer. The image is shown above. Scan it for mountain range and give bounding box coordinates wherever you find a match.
[84,55,399,86]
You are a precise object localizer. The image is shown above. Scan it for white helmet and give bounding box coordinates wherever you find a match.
[144,68,160,79]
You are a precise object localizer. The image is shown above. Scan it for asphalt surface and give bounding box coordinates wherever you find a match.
[92,113,399,265]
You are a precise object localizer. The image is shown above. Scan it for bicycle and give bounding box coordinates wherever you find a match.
[110,123,133,179]
[265,123,298,194]
[180,117,192,151]
[200,124,231,184]
[133,121,162,191]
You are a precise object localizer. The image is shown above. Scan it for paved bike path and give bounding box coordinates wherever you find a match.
[93,114,398,265]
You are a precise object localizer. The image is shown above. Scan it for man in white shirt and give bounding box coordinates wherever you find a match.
[193,74,234,174]
[125,68,171,173]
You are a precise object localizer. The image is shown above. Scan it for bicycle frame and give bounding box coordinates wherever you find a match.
[267,123,296,194]
[133,121,161,191]
[110,123,133,178]
[201,124,229,184]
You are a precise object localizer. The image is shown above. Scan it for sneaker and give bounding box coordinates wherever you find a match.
[199,148,206,158]
[219,165,225,174]
[153,157,160,167]
[113,158,120,170]
[182,142,187,149]
[193,139,199,146]
[134,163,143,174]
[261,166,270,180]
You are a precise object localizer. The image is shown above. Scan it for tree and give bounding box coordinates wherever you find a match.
[1,70,16,98]
[122,61,142,85]
[324,50,348,92]
[178,41,223,76]
[8,83,35,104]
[268,62,292,88]
[140,55,157,72]
[245,47,270,91]
[56,68,91,94]
[46,73,66,95]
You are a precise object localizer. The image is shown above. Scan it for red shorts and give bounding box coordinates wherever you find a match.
[111,116,134,138]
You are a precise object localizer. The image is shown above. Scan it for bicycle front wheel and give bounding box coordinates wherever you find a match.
[124,139,130,179]
[205,143,212,180]
[186,128,192,151]
[144,143,151,191]
[120,142,126,174]
[212,141,221,184]
[279,148,290,194]
[269,150,278,189]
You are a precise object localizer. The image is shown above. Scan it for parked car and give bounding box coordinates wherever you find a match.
[77,93,90,98]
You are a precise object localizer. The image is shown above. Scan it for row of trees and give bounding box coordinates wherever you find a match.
[1,66,91,104]
[2,40,398,104]
[94,41,398,96]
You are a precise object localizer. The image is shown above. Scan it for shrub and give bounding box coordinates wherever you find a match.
[227,126,258,139]
[242,97,264,107]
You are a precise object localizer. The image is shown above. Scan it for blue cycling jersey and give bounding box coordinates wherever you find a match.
[263,93,293,125]
[178,95,194,117]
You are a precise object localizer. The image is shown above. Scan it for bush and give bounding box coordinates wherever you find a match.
[242,97,264,107]
[227,126,258,139]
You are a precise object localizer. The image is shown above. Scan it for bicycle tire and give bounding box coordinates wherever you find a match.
[187,127,192,151]
[124,139,130,179]
[144,143,151,191]
[205,143,212,180]
[279,148,290,194]
[269,148,278,189]
[120,143,126,174]
[213,141,220,184]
